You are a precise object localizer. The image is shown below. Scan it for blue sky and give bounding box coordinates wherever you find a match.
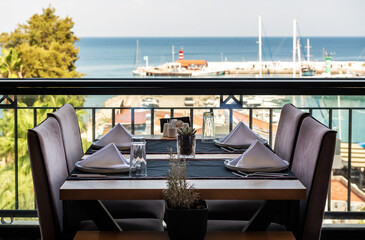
[1,0,365,37]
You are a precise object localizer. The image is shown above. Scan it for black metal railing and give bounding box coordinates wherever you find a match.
[1,78,365,223]
[1,104,365,222]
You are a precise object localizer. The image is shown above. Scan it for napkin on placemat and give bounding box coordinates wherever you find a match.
[228,140,288,169]
[219,121,264,146]
[95,123,133,148]
[79,143,129,169]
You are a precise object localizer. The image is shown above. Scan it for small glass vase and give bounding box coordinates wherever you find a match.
[177,134,196,159]
[202,112,215,143]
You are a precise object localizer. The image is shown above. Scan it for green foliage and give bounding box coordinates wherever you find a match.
[163,151,199,209]
[0,48,22,78]
[177,126,196,136]
[0,6,84,78]
[0,95,87,210]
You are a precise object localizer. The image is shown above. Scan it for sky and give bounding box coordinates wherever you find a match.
[1,0,365,37]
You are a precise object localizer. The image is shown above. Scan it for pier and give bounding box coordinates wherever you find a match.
[208,60,365,76]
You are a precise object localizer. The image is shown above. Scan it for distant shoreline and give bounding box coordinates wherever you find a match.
[78,36,365,39]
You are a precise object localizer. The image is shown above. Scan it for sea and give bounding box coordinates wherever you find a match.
[76,37,365,142]
[75,37,365,78]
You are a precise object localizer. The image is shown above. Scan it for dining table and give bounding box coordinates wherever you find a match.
[59,136,306,235]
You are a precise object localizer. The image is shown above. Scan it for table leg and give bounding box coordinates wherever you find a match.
[243,200,280,231]
[284,200,300,238]
[82,200,122,231]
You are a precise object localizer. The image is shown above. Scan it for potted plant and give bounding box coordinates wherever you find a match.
[163,152,208,240]
[177,126,197,158]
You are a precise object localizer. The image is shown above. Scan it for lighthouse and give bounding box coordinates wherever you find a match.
[179,48,184,60]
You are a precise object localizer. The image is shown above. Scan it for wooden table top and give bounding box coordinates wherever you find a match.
[74,231,295,240]
[60,153,306,201]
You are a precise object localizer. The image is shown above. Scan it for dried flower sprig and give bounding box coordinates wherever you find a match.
[163,149,199,209]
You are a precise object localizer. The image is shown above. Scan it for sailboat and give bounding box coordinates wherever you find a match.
[302,39,316,76]
[132,40,149,76]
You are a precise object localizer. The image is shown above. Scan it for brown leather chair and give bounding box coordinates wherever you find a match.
[48,104,165,221]
[28,118,163,240]
[207,104,309,221]
[207,116,336,240]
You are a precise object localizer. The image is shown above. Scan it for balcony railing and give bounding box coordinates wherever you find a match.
[1,78,365,224]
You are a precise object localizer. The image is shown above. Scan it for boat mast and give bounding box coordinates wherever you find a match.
[172,45,175,62]
[307,38,310,62]
[293,19,297,77]
[258,15,262,77]
[297,39,302,77]
[135,39,139,67]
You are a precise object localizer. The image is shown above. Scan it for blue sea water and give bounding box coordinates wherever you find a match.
[76,37,365,142]
[76,37,365,78]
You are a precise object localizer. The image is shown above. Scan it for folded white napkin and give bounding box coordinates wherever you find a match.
[228,140,287,169]
[80,143,129,169]
[220,121,264,146]
[96,123,134,147]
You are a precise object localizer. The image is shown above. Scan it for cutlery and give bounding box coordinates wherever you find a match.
[227,146,244,152]
[220,146,234,153]
[231,172,246,178]
[71,173,108,178]
[232,171,289,178]
[238,170,289,176]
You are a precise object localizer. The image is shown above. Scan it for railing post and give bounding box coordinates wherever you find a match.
[229,108,233,132]
[33,109,37,127]
[249,108,253,129]
[131,108,135,135]
[327,109,333,211]
[92,108,96,141]
[269,109,273,146]
[347,109,352,211]
[14,95,18,210]
[33,108,37,209]
[151,109,155,135]
[112,108,115,127]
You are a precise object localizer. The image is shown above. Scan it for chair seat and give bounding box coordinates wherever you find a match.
[78,218,164,231]
[207,200,264,220]
[207,220,286,232]
[102,200,165,220]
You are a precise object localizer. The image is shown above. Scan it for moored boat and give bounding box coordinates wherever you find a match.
[132,60,225,77]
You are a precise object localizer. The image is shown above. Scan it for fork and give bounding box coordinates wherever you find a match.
[232,171,289,178]
[238,170,289,176]
[220,146,234,153]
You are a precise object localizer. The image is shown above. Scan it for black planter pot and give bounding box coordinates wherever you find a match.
[165,200,208,240]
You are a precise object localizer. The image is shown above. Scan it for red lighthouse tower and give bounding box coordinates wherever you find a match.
[178,48,184,60]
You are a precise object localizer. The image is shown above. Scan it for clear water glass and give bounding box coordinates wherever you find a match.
[129,137,147,177]
[202,112,215,142]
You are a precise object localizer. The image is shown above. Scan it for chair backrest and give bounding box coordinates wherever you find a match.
[274,104,309,167]
[48,104,83,174]
[28,117,68,240]
[291,117,336,240]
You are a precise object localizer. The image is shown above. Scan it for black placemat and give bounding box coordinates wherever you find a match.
[68,159,297,181]
[85,139,247,155]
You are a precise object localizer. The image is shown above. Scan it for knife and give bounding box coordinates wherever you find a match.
[71,173,108,178]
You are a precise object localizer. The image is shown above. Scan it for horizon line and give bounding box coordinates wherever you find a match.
[78,35,365,38]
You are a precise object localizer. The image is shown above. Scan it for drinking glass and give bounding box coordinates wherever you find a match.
[177,134,196,159]
[129,137,147,177]
[202,112,215,142]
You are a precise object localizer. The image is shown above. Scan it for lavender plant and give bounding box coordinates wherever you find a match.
[163,151,199,209]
